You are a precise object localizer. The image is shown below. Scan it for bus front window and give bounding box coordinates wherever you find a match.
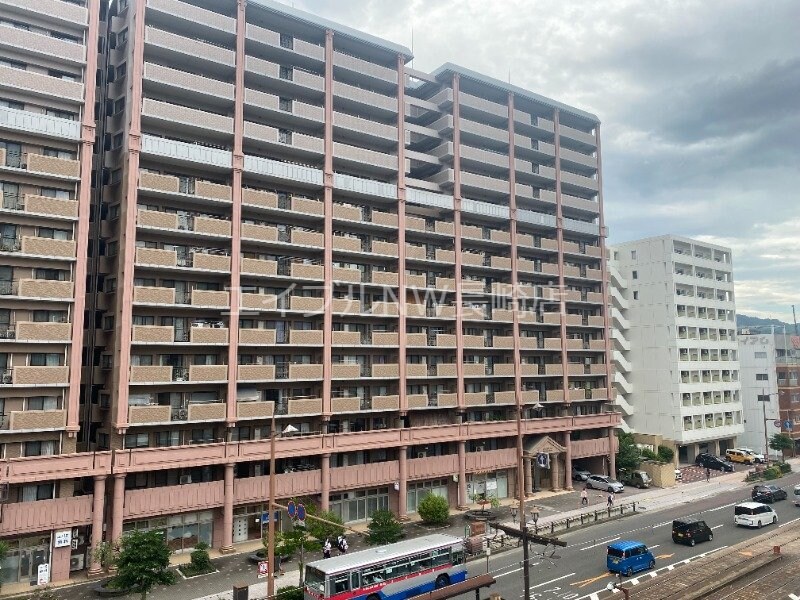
[305,567,326,594]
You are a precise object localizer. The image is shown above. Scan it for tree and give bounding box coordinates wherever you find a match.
[277,585,304,600]
[417,493,450,526]
[268,525,321,581]
[769,433,794,453]
[0,540,9,592]
[367,510,403,545]
[114,530,176,600]
[615,431,641,472]
[307,510,345,544]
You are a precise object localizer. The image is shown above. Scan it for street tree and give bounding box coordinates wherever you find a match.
[769,433,793,453]
[367,510,403,545]
[615,431,641,472]
[114,530,176,600]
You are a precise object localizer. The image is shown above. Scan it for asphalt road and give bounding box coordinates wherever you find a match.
[458,470,800,600]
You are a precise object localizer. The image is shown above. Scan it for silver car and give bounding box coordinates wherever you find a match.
[586,475,624,493]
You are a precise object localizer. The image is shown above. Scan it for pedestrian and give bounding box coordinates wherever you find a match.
[323,538,331,559]
[581,488,588,507]
[705,467,711,483]
[337,535,348,554]
[607,491,614,508]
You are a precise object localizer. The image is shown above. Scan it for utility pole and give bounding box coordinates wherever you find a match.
[490,522,565,600]
[267,416,277,600]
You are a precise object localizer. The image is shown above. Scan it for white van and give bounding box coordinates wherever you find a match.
[734,502,778,528]
[794,485,800,507]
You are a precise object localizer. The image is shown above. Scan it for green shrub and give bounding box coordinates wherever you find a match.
[417,493,450,526]
[188,542,213,573]
[763,466,781,480]
[640,449,658,462]
[778,462,792,474]
[277,585,304,600]
[657,446,675,463]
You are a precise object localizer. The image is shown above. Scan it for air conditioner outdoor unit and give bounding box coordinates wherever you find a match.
[179,475,192,485]
[70,554,85,571]
[417,452,427,459]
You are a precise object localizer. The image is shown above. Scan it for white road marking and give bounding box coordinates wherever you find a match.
[779,517,800,528]
[711,524,724,530]
[649,545,660,550]
[652,521,672,528]
[708,501,739,512]
[496,566,524,578]
[530,573,576,590]
[580,536,620,550]
[788,594,799,600]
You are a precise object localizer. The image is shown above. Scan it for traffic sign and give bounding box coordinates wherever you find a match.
[785,420,793,431]
[287,500,296,519]
[536,453,550,469]
[775,420,782,428]
[257,561,269,578]
[297,503,306,523]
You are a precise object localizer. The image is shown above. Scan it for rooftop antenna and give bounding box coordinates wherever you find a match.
[793,304,798,336]
[410,26,414,69]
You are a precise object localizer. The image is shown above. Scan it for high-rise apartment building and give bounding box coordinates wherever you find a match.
[609,235,743,462]
[736,330,779,456]
[0,0,617,587]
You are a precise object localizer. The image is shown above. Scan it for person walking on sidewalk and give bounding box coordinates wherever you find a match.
[706,467,711,483]
[581,488,588,506]
[607,491,614,508]
[323,538,332,559]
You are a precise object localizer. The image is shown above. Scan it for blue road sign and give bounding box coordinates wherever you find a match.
[287,500,296,518]
[297,503,306,522]
[785,420,793,431]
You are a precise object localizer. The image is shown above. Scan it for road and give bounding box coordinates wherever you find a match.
[458,470,800,600]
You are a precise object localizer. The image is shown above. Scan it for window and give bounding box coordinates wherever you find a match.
[0,19,30,31]
[278,129,292,144]
[754,352,767,359]
[124,433,149,448]
[112,97,125,115]
[23,440,56,456]
[0,98,24,110]
[32,310,66,323]
[48,69,78,82]
[279,66,293,80]
[40,187,71,199]
[633,291,639,300]
[632,270,638,280]
[103,316,115,330]
[631,250,637,259]
[43,147,77,160]
[191,428,214,444]
[756,373,769,381]
[279,33,294,49]
[38,227,70,240]
[117,28,128,45]
[131,355,153,366]
[51,30,81,43]
[35,268,68,281]
[0,58,26,70]
[30,353,63,367]
[279,97,292,112]
[22,482,54,501]
[156,430,180,447]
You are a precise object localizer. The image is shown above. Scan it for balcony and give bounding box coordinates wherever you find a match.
[333,51,397,84]
[245,56,323,94]
[244,122,324,156]
[137,210,231,237]
[7,236,76,259]
[19,153,80,179]
[245,23,324,61]
[0,495,92,538]
[0,105,79,141]
[239,328,277,345]
[238,364,276,381]
[9,321,70,342]
[142,99,233,135]
[334,111,398,143]
[333,142,397,172]
[5,279,74,300]
[147,0,236,33]
[245,89,323,125]
[4,366,69,386]
[2,0,88,26]
[139,171,232,202]
[144,62,234,100]
[132,325,174,343]
[0,64,82,103]
[333,81,397,115]
[145,27,235,67]
[4,409,66,431]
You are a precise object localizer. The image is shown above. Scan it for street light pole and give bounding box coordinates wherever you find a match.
[514,404,530,600]
[267,416,276,600]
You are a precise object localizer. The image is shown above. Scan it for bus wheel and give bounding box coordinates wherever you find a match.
[367,594,380,600]
[435,574,450,588]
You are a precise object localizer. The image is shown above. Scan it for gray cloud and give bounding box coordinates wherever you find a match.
[280,0,800,320]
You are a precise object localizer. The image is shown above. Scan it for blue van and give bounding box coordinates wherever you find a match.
[606,541,655,576]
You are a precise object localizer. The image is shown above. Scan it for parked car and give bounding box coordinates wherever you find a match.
[586,475,624,493]
[736,448,765,463]
[672,518,713,546]
[572,467,592,482]
[751,484,788,503]
[734,502,778,528]
[620,470,651,489]
[793,484,800,507]
[695,453,734,472]
[606,541,655,576]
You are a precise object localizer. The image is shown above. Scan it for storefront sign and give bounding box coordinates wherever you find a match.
[54,530,72,548]
[37,564,50,586]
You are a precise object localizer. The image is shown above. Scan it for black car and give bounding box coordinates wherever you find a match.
[672,518,713,546]
[752,484,788,503]
[695,453,734,472]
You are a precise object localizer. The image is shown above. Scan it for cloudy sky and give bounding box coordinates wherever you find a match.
[280,0,799,321]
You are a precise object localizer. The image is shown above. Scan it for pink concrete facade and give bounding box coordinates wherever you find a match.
[0,0,617,587]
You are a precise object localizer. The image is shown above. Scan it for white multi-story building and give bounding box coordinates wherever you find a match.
[609,235,743,463]
[737,331,779,457]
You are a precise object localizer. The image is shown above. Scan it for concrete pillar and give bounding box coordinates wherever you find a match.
[457,441,468,508]
[87,475,107,575]
[608,428,616,477]
[320,453,330,511]
[110,473,125,544]
[398,446,408,520]
[550,453,562,491]
[564,432,573,491]
[524,457,533,496]
[221,463,234,552]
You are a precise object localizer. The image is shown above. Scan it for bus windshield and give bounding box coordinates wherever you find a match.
[305,566,325,594]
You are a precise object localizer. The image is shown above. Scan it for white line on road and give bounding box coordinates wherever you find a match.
[496,566,523,578]
[530,572,576,589]
[649,544,660,550]
[580,536,620,550]
[652,521,672,528]
[708,501,739,512]
[711,524,724,530]
[779,517,800,528]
